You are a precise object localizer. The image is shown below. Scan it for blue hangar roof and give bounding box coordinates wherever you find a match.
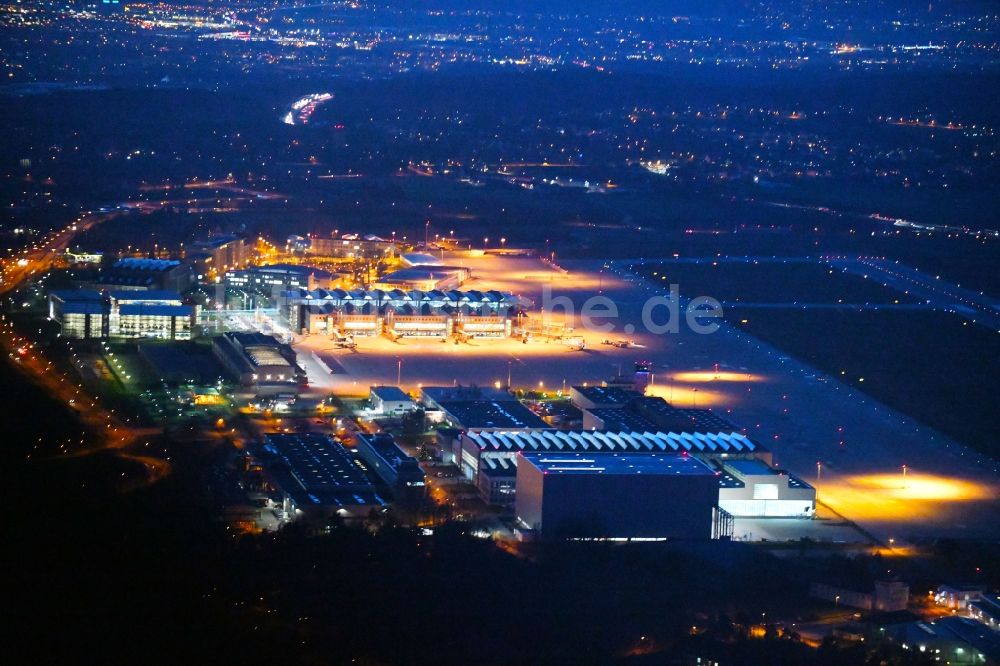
[518,451,716,476]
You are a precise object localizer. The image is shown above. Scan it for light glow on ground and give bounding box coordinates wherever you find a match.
[818,471,997,523]
[671,370,767,383]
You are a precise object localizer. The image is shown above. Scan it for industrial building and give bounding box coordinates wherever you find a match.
[715,459,815,517]
[883,616,1000,664]
[225,263,344,295]
[400,252,442,267]
[87,257,193,292]
[369,386,417,415]
[570,385,642,410]
[353,432,426,503]
[283,288,516,338]
[373,266,470,291]
[573,388,742,434]
[212,332,305,393]
[439,428,771,508]
[49,289,197,340]
[258,433,385,521]
[421,386,550,432]
[811,581,910,612]
[515,452,727,540]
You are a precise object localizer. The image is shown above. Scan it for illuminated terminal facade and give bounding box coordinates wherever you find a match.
[282,288,518,338]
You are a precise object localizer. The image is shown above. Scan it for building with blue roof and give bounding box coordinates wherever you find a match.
[515,451,728,540]
[258,433,385,521]
[48,289,197,340]
[87,257,193,292]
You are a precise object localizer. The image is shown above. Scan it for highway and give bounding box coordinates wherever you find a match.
[0,210,170,484]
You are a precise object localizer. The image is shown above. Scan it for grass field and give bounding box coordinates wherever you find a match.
[633,260,918,304]
[729,307,1000,455]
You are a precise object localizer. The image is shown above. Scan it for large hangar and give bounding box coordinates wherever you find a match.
[515,451,728,540]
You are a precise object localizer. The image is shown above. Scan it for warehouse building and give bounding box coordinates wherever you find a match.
[440,428,766,505]
[353,432,426,503]
[515,452,728,540]
[212,332,305,393]
[420,386,550,434]
[368,386,417,415]
[258,433,385,521]
[87,257,193,292]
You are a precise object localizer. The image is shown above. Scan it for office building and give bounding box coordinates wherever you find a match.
[48,290,108,339]
[108,291,196,340]
[225,263,344,296]
[187,235,247,279]
[307,234,397,259]
[49,289,196,340]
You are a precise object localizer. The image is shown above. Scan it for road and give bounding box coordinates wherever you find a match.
[0,210,170,484]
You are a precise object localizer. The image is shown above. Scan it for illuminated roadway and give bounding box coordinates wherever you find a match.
[0,211,170,484]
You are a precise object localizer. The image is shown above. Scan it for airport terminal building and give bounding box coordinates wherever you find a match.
[282,288,517,339]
